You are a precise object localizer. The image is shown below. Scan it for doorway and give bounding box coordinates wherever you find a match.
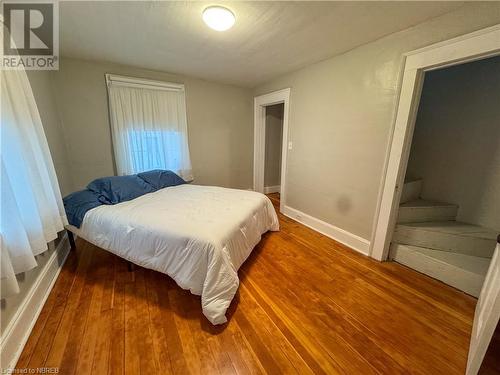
[369,25,500,375]
[371,25,500,261]
[253,88,290,213]
[388,55,499,297]
[264,104,284,195]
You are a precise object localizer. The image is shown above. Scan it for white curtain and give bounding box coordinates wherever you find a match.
[107,77,193,181]
[0,63,67,298]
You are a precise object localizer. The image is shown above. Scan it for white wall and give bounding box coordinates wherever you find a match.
[27,71,73,196]
[254,3,500,240]
[407,56,500,231]
[52,58,254,191]
[264,104,284,188]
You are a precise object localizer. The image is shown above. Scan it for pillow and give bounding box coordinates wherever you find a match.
[63,189,103,228]
[137,169,186,190]
[87,175,154,204]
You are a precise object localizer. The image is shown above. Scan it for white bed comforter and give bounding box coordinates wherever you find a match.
[79,184,279,324]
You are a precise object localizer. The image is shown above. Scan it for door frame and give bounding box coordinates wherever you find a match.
[467,241,500,375]
[253,88,291,213]
[370,24,500,261]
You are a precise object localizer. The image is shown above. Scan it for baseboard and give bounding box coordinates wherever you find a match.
[264,185,281,194]
[1,234,71,370]
[282,206,370,255]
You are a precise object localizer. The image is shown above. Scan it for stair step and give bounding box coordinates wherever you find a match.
[393,221,497,258]
[390,243,490,297]
[397,199,458,223]
[400,179,422,204]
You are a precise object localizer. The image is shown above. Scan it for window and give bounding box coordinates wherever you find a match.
[106,74,193,181]
[127,130,182,173]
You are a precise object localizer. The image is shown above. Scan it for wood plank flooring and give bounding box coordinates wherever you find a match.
[16,193,479,374]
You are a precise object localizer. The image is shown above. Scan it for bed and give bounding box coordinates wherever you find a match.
[66,184,279,324]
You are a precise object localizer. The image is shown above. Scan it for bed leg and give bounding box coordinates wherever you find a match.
[68,230,76,250]
[127,261,136,272]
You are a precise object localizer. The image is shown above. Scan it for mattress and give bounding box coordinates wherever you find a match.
[70,184,279,324]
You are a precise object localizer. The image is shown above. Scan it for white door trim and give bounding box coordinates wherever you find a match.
[254,88,291,213]
[466,242,500,375]
[370,24,500,261]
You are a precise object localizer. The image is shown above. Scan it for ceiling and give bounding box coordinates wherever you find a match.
[60,1,464,87]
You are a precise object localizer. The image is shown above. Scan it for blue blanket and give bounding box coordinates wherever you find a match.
[64,170,186,227]
[63,189,103,228]
[87,175,155,204]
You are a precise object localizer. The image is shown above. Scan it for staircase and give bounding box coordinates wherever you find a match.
[390,178,497,297]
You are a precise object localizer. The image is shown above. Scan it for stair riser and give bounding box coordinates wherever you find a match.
[393,228,496,258]
[397,206,458,224]
[400,180,422,204]
[390,244,485,297]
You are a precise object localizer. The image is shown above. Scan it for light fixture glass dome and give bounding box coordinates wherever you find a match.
[202,6,235,31]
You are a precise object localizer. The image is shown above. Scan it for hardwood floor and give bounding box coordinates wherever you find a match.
[16,192,479,374]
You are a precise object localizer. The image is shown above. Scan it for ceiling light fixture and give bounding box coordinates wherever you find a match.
[202,6,235,31]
